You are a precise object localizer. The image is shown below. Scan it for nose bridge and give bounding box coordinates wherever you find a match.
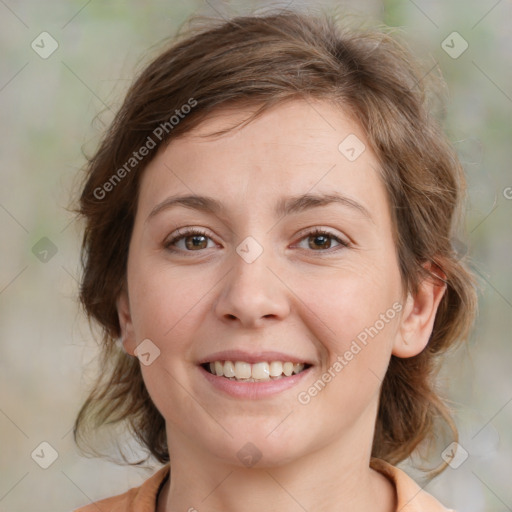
[214,237,289,326]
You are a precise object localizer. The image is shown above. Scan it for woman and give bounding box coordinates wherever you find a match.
[73,9,477,511]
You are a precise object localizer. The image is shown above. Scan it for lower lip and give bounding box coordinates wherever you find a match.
[198,365,312,399]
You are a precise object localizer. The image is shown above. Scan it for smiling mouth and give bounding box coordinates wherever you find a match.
[201,360,312,382]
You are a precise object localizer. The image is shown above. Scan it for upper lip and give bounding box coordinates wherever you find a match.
[197,350,314,365]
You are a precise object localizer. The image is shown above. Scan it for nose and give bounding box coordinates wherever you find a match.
[213,245,290,329]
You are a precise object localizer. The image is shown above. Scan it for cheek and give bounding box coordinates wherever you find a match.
[292,262,401,354]
[292,264,402,418]
[294,276,401,428]
[128,257,211,343]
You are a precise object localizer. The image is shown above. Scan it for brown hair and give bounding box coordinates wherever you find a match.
[73,8,477,473]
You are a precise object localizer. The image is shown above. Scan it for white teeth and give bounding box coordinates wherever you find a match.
[251,362,270,380]
[204,360,308,381]
[223,360,235,378]
[214,361,224,376]
[283,362,294,376]
[269,361,283,377]
[234,361,251,379]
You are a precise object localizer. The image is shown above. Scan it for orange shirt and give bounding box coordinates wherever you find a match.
[74,458,454,512]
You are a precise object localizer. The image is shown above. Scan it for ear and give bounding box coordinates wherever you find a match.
[116,287,136,356]
[392,264,447,358]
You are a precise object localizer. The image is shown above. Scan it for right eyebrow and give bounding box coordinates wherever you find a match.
[146,194,225,223]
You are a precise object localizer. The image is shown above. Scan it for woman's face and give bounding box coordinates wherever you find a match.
[118,99,418,468]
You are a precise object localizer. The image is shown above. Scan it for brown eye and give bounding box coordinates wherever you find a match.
[308,233,333,250]
[295,228,349,253]
[183,234,208,250]
[165,229,215,252]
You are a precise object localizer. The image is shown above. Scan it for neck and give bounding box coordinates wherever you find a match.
[157,425,396,512]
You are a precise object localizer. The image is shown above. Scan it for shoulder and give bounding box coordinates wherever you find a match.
[73,464,170,512]
[370,458,455,512]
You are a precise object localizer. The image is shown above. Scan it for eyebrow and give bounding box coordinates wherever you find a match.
[146,192,373,223]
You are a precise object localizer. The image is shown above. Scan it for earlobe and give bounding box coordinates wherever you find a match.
[116,288,136,356]
[392,266,447,358]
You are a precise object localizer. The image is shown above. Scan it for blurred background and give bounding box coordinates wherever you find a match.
[0,0,511,510]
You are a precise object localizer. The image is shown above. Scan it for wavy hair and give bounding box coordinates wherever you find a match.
[73,8,477,475]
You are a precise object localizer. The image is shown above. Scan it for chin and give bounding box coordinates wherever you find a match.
[205,426,308,469]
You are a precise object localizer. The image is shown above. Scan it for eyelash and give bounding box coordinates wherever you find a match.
[164,227,350,255]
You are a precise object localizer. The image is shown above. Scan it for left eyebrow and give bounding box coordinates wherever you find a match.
[146,192,373,223]
[274,192,373,223]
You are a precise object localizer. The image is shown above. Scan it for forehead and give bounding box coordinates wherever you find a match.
[137,99,386,218]
[172,99,365,157]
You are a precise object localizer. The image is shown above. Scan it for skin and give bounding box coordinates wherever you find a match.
[117,99,446,512]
